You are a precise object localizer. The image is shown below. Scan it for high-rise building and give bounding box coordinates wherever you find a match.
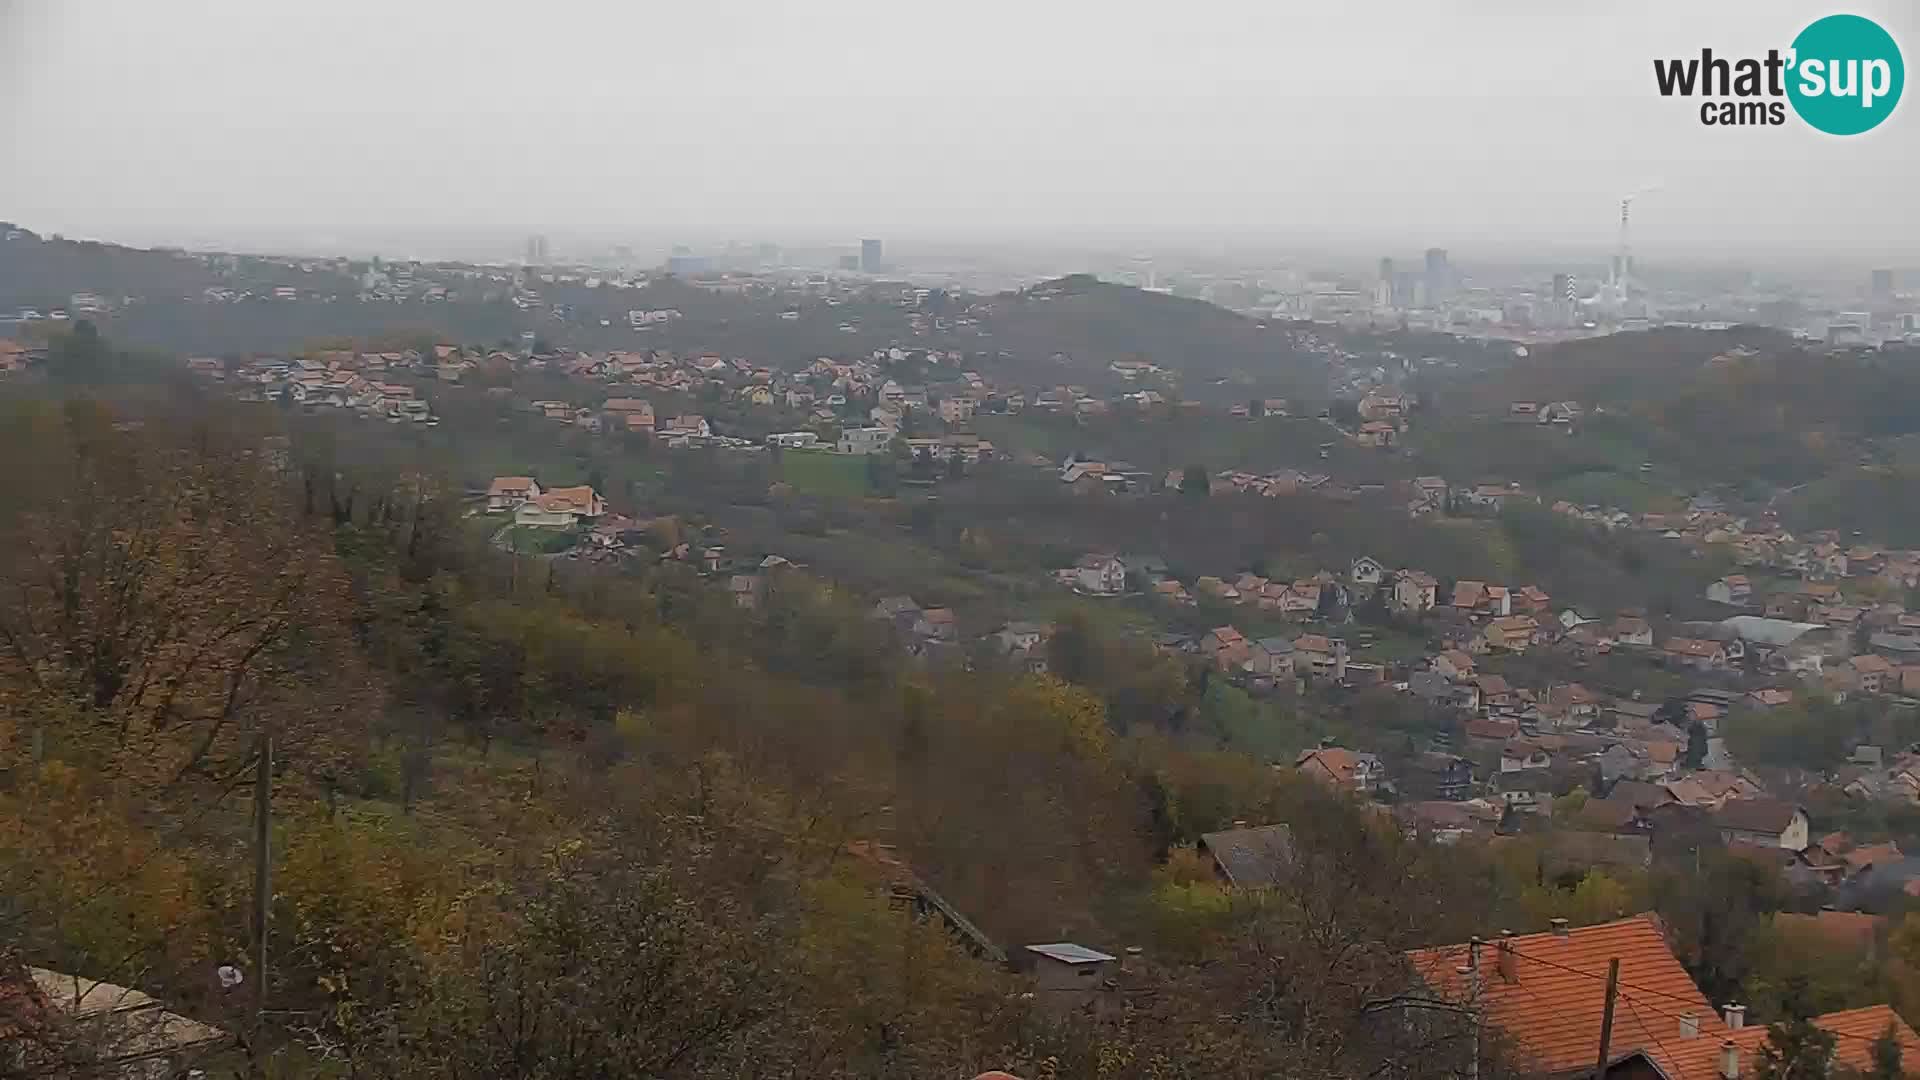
[1872,268,1895,302]
[1424,248,1449,304]
[860,238,883,273]
[1376,257,1395,308]
[525,234,549,265]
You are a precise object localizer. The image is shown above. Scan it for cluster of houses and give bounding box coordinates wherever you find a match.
[184,350,437,423]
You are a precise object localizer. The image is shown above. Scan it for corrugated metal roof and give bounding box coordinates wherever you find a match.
[1024,943,1115,965]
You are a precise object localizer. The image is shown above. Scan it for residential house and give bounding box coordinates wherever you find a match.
[1433,649,1476,682]
[1500,739,1554,773]
[1198,626,1248,670]
[1402,752,1474,801]
[1610,616,1655,648]
[1612,691,1658,726]
[994,621,1051,655]
[1293,634,1348,682]
[1296,746,1389,794]
[1450,580,1489,614]
[1714,798,1810,851]
[1245,637,1296,677]
[937,396,976,424]
[1464,717,1519,750]
[727,574,765,610]
[1471,674,1515,712]
[1396,799,1501,843]
[1663,637,1730,672]
[1480,615,1539,653]
[913,607,958,641]
[1542,683,1604,729]
[1198,823,1295,887]
[602,397,656,432]
[1848,653,1896,694]
[837,426,894,455]
[1391,570,1439,613]
[1513,585,1552,615]
[658,415,711,441]
[1408,914,1920,1080]
[513,486,604,528]
[1194,577,1239,602]
[1409,671,1478,711]
[487,475,541,512]
[1706,574,1753,606]
[1349,555,1386,587]
[871,596,922,634]
[1072,554,1126,595]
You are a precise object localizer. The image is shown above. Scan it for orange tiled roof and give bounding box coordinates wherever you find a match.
[1408,914,1721,1078]
[1660,1005,1920,1079]
[1412,916,1920,1080]
[1774,910,1884,951]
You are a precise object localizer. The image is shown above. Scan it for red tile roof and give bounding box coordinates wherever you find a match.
[1411,915,1920,1080]
[1659,1005,1920,1079]
[1773,910,1884,951]
[1408,914,1720,1078]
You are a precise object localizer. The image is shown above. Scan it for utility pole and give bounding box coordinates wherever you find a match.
[1592,957,1621,1080]
[252,731,273,1021]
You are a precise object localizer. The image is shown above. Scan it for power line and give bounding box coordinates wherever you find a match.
[1496,942,1898,1049]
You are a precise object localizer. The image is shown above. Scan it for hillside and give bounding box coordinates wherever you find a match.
[980,275,1325,398]
[0,225,228,306]
[1438,327,1920,493]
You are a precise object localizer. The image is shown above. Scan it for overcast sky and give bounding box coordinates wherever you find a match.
[1,0,1915,259]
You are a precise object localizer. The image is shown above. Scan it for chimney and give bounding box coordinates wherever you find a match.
[1720,1040,1741,1079]
[1724,1003,1745,1030]
[1679,1013,1699,1040]
[1549,917,1570,937]
[1468,936,1483,974]
[1496,931,1516,982]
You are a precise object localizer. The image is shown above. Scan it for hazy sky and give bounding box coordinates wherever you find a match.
[1,0,1916,257]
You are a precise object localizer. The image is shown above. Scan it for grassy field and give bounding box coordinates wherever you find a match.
[778,448,870,498]
[505,525,578,554]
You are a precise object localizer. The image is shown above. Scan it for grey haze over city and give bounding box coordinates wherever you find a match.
[2,0,1917,264]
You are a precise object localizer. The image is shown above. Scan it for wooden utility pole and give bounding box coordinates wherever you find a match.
[1592,957,1621,1080]
[252,731,273,1020]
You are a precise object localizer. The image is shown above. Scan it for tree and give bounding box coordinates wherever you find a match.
[46,320,111,383]
[1753,976,1838,1080]
[0,402,372,796]
[374,849,793,1080]
[1685,720,1710,769]
[1180,464,1210,497]
[1868,1021,1904,1080]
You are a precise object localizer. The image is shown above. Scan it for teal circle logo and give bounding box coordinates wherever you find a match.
[1788,14,1903,135]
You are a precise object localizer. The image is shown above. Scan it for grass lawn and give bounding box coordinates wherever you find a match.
[505,525,578,554]
[779,448,870,497]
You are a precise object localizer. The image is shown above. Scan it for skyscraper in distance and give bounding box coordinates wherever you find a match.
[860,238,883,273]
[525,234,549,265]
[1424,247,1449,304]
[1872,268,1895,302]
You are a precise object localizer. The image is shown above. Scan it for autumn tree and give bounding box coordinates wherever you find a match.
[0,400,372,797]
